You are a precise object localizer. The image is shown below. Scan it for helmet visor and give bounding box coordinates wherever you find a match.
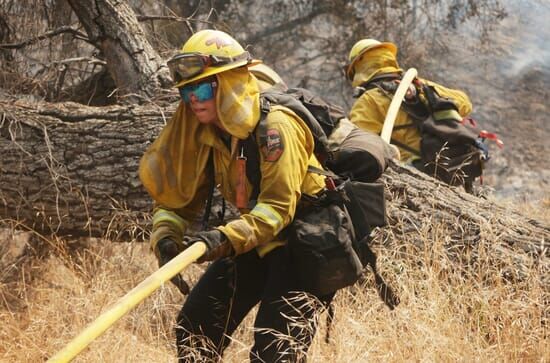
[167,52,251,84]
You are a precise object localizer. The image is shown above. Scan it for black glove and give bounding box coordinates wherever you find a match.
[183,229,234,263]
[156,238,190,295]
[474,138,490,161]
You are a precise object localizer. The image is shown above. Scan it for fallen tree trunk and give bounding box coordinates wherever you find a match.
[0,100,548,261]
[379,161,548,279]
[0,99,174,240]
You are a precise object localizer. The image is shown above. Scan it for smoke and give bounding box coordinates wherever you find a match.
[501,0,550,76]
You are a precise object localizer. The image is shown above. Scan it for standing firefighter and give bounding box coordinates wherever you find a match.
[345,39,501,192]
[139,30,337,362]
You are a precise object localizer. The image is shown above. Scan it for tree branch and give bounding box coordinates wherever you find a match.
[135,14,213,31]
[136,14,191,22]
[244,6,332,45]
[0,26,90,50]
[51,57,107,66]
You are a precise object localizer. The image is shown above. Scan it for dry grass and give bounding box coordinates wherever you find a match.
[0,201,548,363]
[500,198,550,224]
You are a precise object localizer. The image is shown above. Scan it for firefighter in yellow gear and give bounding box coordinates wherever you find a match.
[139,29,332,362]
[345,38,473,162]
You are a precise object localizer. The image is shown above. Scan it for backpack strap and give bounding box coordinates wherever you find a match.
[361,240,400,310]
[240,134,262,209]
[389,138,421,157]
[238,97,272,209]
[393,123,416,131]
[325,302,335,343]
[354,73,431,125]
[306,165,338,178]
[260,90,332,159]
[375,81,430,123]
[201,149,215,230]
[352,72,402,98]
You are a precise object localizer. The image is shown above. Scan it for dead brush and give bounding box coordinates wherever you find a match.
[0,202,548,362]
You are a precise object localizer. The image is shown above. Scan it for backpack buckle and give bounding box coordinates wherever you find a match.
[352,86,366,98]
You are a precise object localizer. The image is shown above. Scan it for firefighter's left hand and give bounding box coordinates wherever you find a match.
[183,229,234,263]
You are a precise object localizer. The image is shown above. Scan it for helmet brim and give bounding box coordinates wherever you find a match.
[345,42,397,81]
[174,59,262,88]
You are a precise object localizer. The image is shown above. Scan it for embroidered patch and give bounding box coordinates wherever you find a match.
[261,128,284,162]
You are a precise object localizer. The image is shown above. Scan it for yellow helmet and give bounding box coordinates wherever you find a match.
[167,29,261,88]
[249,63,287,91]
[345,39,397,81]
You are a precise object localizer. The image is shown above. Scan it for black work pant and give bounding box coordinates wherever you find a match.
[175,245,334,362]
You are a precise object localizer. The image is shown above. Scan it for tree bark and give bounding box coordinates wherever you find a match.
[67,0,172,102]
[0,100,548,260]
[380,160,549,278]
[0,99,174,240]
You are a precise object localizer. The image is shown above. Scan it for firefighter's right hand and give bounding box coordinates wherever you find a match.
[156,238,190,295]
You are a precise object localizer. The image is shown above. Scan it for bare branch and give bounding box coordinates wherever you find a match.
[244,5,332,45]
[51,57,107,66]
[0,25,90,50]
[136,15,191,22]
[135,14,213,29]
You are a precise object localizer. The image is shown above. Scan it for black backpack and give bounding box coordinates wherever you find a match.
[235,87,398,308]
[355,75,502,192]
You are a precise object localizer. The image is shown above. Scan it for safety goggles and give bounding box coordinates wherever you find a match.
[179,80,217,103]
[167,52,251,84]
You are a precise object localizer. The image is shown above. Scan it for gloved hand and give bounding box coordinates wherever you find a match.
[474,138,490,161]
[183,229,234,263]
[404,83,417,102]
[156,238,190,295]
[389,144,401,160]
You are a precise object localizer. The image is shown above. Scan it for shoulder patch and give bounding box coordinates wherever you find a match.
[261,128,284,162]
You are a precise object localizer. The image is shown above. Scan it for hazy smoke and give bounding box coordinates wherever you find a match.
[503,0,550,76]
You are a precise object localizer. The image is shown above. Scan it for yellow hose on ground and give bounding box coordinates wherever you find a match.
[47,242,207,363]
[380,68,418,144]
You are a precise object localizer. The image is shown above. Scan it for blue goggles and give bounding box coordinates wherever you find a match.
[179,81,217,103]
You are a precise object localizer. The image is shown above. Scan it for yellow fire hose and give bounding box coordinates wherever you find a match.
[380,68,418,146]
[47,241,207,363]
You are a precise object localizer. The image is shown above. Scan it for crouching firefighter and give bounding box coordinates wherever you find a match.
[139,30,396,362]
[345,39,503,193]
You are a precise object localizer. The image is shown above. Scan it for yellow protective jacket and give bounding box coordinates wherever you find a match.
[349,47,473,161]
[139,67,325,258]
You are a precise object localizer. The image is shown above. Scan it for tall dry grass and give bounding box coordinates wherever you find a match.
[0,200,548,362]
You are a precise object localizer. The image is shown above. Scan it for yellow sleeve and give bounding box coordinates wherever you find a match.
[149,180,209,254]
[427,80,473,116]
[349,92,386,134]
[218,110,313,255]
